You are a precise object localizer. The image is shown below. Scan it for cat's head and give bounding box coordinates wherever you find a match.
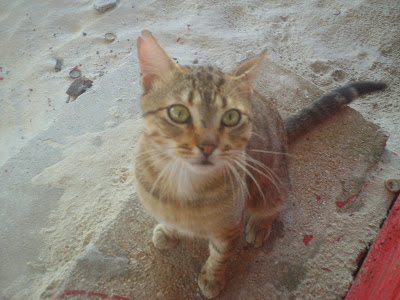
[137,30,265,174]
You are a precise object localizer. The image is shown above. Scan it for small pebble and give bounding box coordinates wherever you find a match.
[193,59,199,64]
[94,0,117,13]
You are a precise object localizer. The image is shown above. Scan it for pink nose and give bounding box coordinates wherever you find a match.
[197,144,216,157]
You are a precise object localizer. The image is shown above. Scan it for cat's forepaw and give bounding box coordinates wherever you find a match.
[152,224,179,249]
[245,215,273,248]
[198,267,225,299]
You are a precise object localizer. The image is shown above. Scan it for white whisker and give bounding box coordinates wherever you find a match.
[249,148,292,157]
[233,159,266,202]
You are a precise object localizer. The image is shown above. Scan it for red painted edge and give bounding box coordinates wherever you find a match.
[346,194,400,300]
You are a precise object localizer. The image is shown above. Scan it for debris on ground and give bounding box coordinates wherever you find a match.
[55,59,63,71]
[69,68,81,79]
[384,179,400,193]
[66,77,93,103]
[94,0,117,13]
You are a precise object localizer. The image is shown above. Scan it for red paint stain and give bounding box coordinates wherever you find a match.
[392,152,398,156]
[88,292,108,298]
[321,267,332,272]
[316,195,321,201]
[336,196,354,208]
[303,234,313,245]
[0,77,3,80]
[336,166,384,209]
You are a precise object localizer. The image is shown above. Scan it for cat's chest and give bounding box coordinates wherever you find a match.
[137,179,244,238]
[147,197,242,237]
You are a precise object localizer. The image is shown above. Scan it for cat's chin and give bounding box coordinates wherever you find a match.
[189,163,216,174]
[187,159,221,175]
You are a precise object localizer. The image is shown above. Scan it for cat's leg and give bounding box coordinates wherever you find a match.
[152,223,180,249]
[245,213,276,248]
[198,229,241,298]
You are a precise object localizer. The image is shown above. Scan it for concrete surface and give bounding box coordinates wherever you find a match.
[2,59,399,300]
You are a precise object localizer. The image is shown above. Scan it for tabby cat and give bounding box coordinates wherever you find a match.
[134,30,386,298]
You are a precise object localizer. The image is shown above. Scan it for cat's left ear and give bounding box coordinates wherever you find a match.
[137,30,178,93]
[229,50,267,94]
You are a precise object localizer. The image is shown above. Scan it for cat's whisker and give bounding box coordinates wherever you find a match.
[224,163,240,199]
[226,150,283,194]
[134,151,170,170]
[250,131,266,141]
[238,153,283,190]
[225,161,249,199]
[249,148,292,157]
[244,155,283,186]
[228,149,283,186]
[150,158,172,199]
[236,155,281,194]
[233,159,267,202]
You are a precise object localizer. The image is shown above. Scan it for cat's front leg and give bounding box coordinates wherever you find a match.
[198,229,241,298]
[245,213,276,248]
[152,223,180,249]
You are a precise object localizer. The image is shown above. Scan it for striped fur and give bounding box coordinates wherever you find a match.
[134,30,386,298]
[284,82,387,142]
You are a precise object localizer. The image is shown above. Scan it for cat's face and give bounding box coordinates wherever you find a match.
[141,66,253,173]
[137,30,264,174]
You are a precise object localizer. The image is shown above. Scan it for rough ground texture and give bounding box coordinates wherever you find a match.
[1,0,399,299]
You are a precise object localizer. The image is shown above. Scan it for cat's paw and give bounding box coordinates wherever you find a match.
[198,267,225,299]
[152,224,179,249]
[245,215,273,248]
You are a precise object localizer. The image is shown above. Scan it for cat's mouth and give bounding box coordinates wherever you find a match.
[193,158,214,166]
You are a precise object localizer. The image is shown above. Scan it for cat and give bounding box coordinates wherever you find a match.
[134,30,386,298]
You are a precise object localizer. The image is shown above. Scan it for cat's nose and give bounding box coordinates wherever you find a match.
[197,143,216,157]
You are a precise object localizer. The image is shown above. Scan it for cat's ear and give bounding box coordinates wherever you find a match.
[229,50,267,93]
[137,30,178,93]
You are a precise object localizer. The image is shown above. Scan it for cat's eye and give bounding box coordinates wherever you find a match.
[221,109,241,127]
[168,105,190,123]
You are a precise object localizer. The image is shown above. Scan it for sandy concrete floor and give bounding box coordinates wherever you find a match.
[1,1,399,299]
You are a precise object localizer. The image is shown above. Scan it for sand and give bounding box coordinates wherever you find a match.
[1,0,399,299]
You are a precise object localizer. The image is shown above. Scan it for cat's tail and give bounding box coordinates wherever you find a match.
[283,81,387,143]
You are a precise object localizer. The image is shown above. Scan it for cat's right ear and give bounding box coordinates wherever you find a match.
[137,30,178,93]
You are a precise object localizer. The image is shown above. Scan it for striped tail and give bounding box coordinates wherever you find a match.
[284,81,387,142]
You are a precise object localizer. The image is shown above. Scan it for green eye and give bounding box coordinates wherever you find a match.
[222,109,241,127]
[168,105,190,123]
